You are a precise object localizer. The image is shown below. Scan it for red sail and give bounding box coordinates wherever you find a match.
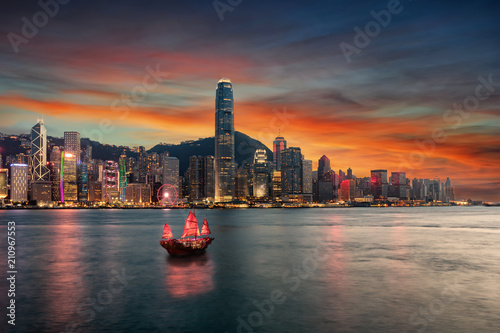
[162,223,173,239]
[181,211,200,238]
[200,218,211,235]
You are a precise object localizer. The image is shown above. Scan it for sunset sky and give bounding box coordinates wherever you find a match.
[1,0,499,201]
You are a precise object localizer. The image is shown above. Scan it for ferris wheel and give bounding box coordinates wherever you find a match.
[157,184,178,206]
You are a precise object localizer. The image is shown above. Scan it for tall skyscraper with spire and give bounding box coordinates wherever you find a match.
[214,78,235,202]
[272,130,287,171]
[30,119,50,181]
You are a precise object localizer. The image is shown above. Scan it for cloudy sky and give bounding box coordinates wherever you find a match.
[1,0,499,201]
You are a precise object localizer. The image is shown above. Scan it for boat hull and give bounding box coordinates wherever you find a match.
[160,237,214,257]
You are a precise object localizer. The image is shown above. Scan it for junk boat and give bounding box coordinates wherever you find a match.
[160,210,214,257]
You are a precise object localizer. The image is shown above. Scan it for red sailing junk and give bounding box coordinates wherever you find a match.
[160,210,214,256]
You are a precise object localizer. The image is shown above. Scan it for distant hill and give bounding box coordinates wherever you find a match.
[1,131,273,175]
[149,131,273,174]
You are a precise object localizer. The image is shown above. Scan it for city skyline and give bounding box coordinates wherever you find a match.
[0,1,499,201]
[0,118,495,202]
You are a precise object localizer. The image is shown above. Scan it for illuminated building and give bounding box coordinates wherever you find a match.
[125,183,151,203]
[30,119,50,181]
[340,179,356,201]
[62,152,77,202]
[64,131,81,163]
[281,147,302,195]
[88,181,102,202]
[444,177,454,202]
[316,155,334,202]
[371,169,388,199]
[318,155,331,175]
[102,161,120,203]
[10,164,28,202]
[31,181,52,204]
[50,146,61,201]
[235,168,249,200]
[78,163,88,201]
[138,146,147,183]
[163,156,179,199]
[272,131,287,171]
[214,78,235,202]
[271,171,282,200]
[390,171,407,198]
[253,149,269,198]
[204,156,215,200]
[302,159,313,195]
[119,154,128,201]
[188,156,215,201]
[0,168,8,202]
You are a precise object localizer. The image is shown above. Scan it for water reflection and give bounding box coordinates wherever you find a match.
[165,255,215,298]
[42,222,87,329]
[323,215,353,327]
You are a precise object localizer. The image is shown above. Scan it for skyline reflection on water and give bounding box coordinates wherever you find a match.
[0,207,499,332]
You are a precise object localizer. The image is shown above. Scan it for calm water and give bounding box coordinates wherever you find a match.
[0,207,499,333]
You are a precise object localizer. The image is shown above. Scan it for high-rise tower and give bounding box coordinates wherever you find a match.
[273,131,287,171]
[214,78,235,202]
[30,119,50,181]
[64,131,81,163]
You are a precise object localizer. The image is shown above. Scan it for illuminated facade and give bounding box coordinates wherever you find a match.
[214,78,235,202]
[125,183,151,203]
[340,179,356,201]
[302,159,313,195]
[271,171,282,200]
[64,131,81,163]
[163,156,179,198]
[273,132,287,171]
[102,160,120,203]
[390,171,407,198]
[188,156,215,201]
[78,163,88,201]
[252,149,269,198]
[32,181,52,204]
[30,119,50,181]
[62,152,78,202]
[371,169,388,199]
[0,168,8,200]
[281,147,302,195]
[119,154,128,202]
[11,164,28,202]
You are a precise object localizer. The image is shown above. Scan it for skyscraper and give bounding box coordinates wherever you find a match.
[64,131,81,162]
[317,155,334,202]
[340,179,356,201]
[253,149,269,198]
[302,159,313,195]
[102,160,120,203]
[0,168,8,202]
[62,152,77,202]
[390,171,407,198]
[281,147,302,195]
[214,78,235,202]
[30,119,50,181]
[11,164,29,202]
[188,156,215,201]
[273,131,287,171]
[371,169,388,199]
[163,156,179,198]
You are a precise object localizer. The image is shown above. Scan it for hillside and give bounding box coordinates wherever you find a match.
[1,131,273,175]
[149,131,273,173]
